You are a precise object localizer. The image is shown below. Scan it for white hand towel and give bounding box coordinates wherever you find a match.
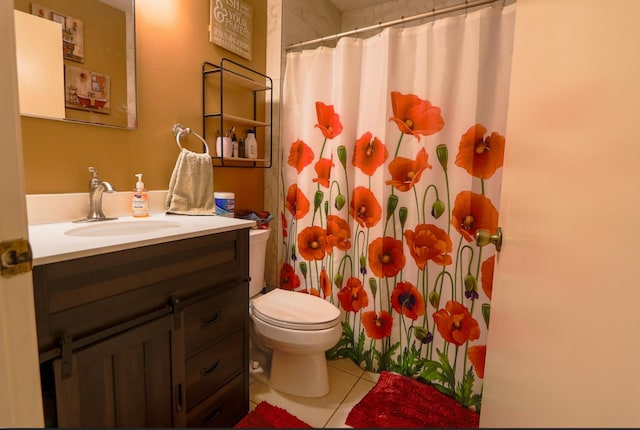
[166,148,215,215]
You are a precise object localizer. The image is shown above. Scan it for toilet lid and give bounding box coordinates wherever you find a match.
[251,288,341,330]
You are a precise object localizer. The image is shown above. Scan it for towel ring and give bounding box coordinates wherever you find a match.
[172,123,210,155]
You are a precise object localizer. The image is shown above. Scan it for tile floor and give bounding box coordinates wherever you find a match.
[248,358,380,428]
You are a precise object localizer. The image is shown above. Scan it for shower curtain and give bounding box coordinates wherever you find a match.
[279,3,515,412]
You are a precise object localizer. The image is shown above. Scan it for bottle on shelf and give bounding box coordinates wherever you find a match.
[232,133,239,158]
[245,129,258,159]
[238,138,245,158]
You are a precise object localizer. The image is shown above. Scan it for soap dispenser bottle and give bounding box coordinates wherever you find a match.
[132,173,149,217]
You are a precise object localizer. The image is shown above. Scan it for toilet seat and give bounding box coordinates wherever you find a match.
[251,288,341,331]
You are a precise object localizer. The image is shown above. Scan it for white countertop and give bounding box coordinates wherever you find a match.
[29,213,256,266]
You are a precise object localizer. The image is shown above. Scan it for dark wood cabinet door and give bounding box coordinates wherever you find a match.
[52,314,186,428]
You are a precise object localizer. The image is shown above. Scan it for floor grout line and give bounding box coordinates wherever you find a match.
[321,372,362,428]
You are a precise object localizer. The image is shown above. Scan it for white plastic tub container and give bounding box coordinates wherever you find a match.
[214,192,235,217]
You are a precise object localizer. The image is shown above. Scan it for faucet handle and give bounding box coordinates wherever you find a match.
[88,166,98,178]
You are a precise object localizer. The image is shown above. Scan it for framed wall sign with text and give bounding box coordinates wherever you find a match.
[209,0,252,60]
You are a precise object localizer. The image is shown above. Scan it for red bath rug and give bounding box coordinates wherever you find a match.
[346,371,480,428]
[234,401,312,428]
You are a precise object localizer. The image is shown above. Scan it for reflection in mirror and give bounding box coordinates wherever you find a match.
[13,0,137,129]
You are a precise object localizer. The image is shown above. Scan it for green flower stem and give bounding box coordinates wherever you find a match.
[338,254,354,281]
[319,136,328,160]
[314,260,320,294]
[398,311,405,356]
[383,211,392,237]
[421,184,439,224]
[394,133,405,159]
[452,345,460,391]
[461,245,475,275]
[302,263,309,292]
[291,221,298,264]
[458,245,471,301]
[413,187,421,224]
[474,247,484,290]
[421,266,428,328]
[470,246,483,315]
[444,169,452,236]
[339,149,351,224]
[330,180,344,209]
[356,228,366,280]
[452,235,464,301]
[481,178,485,196]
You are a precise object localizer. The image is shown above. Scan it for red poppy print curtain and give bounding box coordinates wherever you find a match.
[280,4,515,412]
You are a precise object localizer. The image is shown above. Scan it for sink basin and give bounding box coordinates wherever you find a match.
[65,220,183,237]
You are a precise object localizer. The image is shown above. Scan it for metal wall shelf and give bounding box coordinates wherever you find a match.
[202,58,272,168]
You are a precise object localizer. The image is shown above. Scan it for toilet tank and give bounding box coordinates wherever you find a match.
[249,228,270,297]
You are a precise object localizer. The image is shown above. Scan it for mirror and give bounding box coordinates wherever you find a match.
[14,0,136,129]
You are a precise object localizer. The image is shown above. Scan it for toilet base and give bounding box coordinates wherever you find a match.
[270,350,330,398]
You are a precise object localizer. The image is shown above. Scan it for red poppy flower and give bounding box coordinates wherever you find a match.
[352,131,388,176]
[433,300,481,346]
[350,186,382,228]
[337,277,369,312]
[455,124,505,180]
[320,267,331,298]
[368,236,406,278]
[386,148,432,192]
[288,139,314,173]
[285,183,310,220]
[404,224,453,269]
[315,102,343,139]
[391,281,425,320]
[481,255,495,300]
[326,215,351,255]
[450,191,499,242]
[312,158,334,188]
[467,344,487,379]
[389,91,444,141]
[280,263,300,291]
[361,310,393,339]
[297,226,327,261]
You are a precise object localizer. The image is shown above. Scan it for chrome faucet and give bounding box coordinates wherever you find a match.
[74,167,117,222]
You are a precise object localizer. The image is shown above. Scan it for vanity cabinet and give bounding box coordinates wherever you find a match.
[202,58,272,168]
[33,228,250,428]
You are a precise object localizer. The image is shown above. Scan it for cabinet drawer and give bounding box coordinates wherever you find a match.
[183,285,246,356]
[186,330,243,410]
[187,373,247,428]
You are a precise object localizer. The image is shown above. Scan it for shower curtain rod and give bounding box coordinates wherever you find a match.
[285,0,502,50]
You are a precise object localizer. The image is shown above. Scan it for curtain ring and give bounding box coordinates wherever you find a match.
[431,9,436,25]
[465,0,469,18]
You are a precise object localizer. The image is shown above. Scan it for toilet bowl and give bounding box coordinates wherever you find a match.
[248,228,342,398]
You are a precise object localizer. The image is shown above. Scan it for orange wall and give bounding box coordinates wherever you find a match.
[19,0,266,213]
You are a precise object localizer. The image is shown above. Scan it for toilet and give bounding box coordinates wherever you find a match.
[248,228,342,398]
